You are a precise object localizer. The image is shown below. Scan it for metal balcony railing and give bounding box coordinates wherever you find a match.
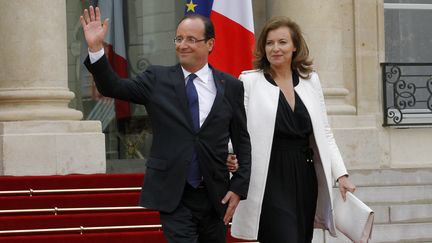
[382,63,432,126]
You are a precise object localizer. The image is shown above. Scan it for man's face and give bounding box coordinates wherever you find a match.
[175,18,214,72]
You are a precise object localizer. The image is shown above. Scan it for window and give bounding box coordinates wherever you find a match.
[67,0,185,161]
[383,0,432,126]
[384,0,432,62]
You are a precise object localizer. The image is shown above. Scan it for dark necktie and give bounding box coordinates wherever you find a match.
[185,73,201,188]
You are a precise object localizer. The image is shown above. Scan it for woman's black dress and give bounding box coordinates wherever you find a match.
[257,73,318,243]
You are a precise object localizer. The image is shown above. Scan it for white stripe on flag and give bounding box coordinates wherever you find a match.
[211,0,254,33]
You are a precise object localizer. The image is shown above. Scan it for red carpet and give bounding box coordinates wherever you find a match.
[0,173,144,190]
[0,192,140,209]
[0,231,167,243]
[0,211,160,230]
[0,173,253,242]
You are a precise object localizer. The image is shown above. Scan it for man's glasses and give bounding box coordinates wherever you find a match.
[174,36,206,45]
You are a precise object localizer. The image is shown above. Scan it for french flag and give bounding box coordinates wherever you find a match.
[99,0,131,119]
[185,0,255,77]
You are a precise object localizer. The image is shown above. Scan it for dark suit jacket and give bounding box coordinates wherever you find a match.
[85,55,251,217]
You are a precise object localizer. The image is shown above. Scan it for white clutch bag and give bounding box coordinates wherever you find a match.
[333,191,374,243]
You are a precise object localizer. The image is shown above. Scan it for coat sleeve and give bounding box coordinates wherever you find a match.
[311,73,348,181]
[228,80,252,200]
[84,54,156,105]
[227,72,253,153]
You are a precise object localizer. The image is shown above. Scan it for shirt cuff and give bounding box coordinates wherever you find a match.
[89,48,105,64]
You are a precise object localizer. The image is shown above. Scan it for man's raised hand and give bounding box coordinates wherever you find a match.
[80,6,108,52]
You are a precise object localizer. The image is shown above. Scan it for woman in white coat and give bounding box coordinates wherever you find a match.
[230,16,356,243]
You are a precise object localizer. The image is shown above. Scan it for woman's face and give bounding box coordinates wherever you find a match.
[265,26,297,68]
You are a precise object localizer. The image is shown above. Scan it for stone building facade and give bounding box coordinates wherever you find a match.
[1,0,431,176]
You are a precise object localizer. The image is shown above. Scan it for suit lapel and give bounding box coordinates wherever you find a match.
[171,65,195,132]
[200,67,225,130]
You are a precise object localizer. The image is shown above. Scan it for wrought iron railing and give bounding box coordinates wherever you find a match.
[382,63,432,126]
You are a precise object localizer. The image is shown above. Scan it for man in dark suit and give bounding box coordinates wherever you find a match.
[80,6,251,243]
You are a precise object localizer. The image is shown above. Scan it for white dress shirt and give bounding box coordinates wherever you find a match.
[88,49,216,127]
[181,65,216,127]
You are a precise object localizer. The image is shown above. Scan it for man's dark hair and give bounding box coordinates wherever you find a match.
[177,14,215,41]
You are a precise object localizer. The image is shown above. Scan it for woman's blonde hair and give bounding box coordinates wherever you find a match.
[254,16,313,79]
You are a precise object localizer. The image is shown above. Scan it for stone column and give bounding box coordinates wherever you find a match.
[266,0,356,115]
[0,0,105,175]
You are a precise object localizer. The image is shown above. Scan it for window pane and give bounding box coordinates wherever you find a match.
[385,0,432,4]
[384,2,432,62]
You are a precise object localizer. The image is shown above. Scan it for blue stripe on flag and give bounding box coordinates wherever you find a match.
[184,0,214,17]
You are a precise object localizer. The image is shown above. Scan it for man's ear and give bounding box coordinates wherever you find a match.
[207,38,215,52]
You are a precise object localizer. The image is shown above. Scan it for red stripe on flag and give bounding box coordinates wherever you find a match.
[106,45,131,119]
[209,11,255,77]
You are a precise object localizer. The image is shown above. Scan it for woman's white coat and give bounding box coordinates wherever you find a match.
[231,70,347,240]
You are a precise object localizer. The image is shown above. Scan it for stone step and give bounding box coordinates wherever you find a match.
[333,185,432,205]
[348,168,432,187]
[313,168,432,242]
[389,204,432,224]
[371,204,432,224]
[313,222,432,243]
[370,205,389,224]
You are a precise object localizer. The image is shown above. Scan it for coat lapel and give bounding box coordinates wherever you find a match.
[295,79,317,122]
[171,65,195,132]
[199,67,225,130]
